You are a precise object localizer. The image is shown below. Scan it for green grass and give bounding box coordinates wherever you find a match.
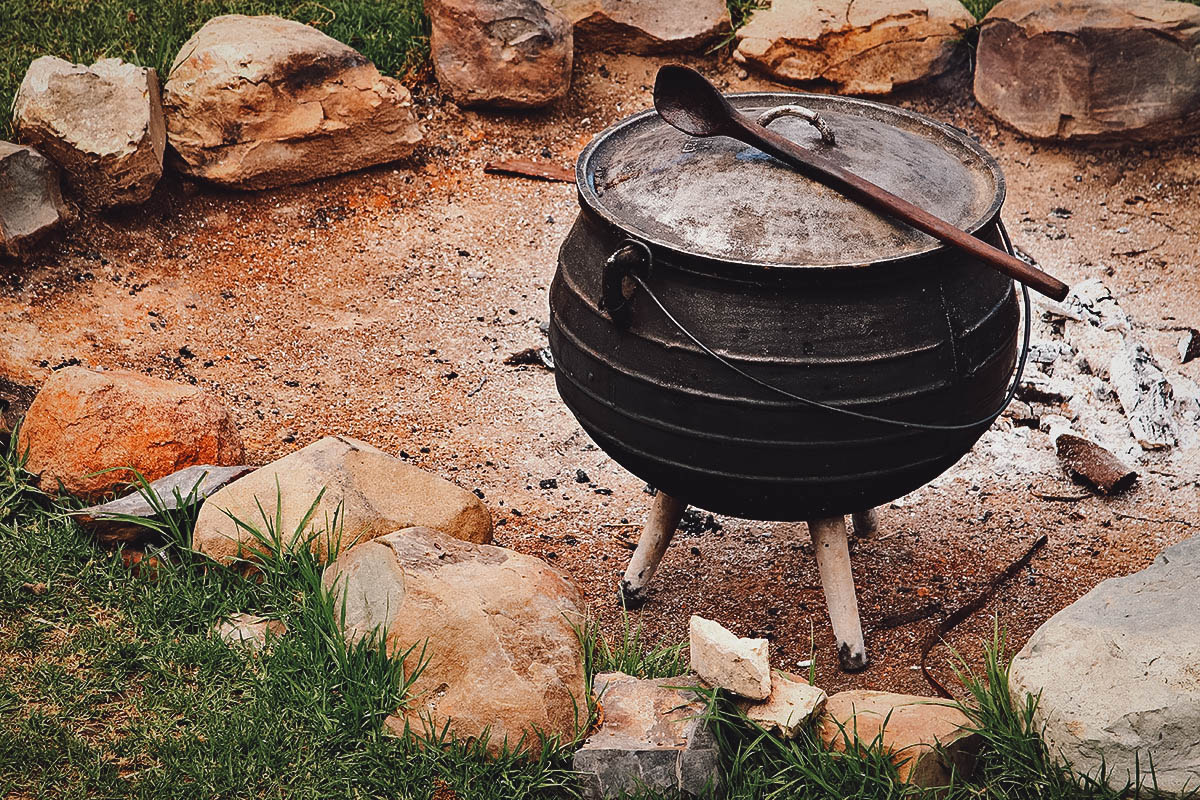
[1,0,428,139]
[0,430,1185,799]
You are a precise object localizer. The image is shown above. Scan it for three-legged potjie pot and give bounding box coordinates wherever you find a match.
[549,92,1021,671]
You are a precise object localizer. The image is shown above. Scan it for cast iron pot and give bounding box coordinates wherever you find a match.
[548,92,1019,521]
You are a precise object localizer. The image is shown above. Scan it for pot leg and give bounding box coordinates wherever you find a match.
[851,507,880,538]
[808,516,869,672]
[618,492,687,608]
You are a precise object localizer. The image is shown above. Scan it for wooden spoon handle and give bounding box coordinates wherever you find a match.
[733,116,1070,301]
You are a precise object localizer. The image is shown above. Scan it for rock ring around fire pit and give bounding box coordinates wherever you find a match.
[549,89,1030,671]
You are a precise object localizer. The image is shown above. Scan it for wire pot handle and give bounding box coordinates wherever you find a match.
[603,221,1032,434]
[757,105,837,147]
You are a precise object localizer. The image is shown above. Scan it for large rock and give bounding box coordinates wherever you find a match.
[573,672,722,798]
[17,367,244,501]
[733,0,975,94]
[163,15,423,189]
[324,526,586,751]
[688,615,771,700]
[549,0,730,54]
[974,0,1200,141]
[0,142,68,259]
[193,435,492,564]
[819,691,980,787]
[427,0,572,108]
[1009,535,1200,795]
[13,57,165,208]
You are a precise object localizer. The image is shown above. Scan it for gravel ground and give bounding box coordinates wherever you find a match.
[2,52,1197,696]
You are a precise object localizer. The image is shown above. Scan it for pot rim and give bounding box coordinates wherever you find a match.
[575,91,1007,274]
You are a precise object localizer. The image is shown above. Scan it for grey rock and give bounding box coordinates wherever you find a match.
[14,57,165,208]
[427,0,573,108]
[1010,535,1200,795]
[573,672,722,798]
[974,0,1200,141]
[0,142,68,259]
[76,464,254,545]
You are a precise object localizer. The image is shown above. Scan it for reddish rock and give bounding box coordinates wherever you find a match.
[974,0,1200,141]
[427,0,573,108]
[819,690,980,787]
[17,367,244,501]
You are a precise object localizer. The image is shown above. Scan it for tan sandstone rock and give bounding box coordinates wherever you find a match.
[688,615,771,700]
[325,526,586,752]
[192,435,492,565]
[734,0,975,94]
[0,142,68,259]
[163,15,423,189]
[819,690,980,787]
[17,367,244,501]
[428,0,573,108]
[736,670,827,739]
[14,57,165,208]
[974,0,1200,141]
[549,0,731,54]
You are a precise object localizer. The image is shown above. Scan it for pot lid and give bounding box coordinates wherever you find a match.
[578,92,1005,268]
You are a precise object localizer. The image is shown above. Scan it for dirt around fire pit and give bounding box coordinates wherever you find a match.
[2,53,1197,696]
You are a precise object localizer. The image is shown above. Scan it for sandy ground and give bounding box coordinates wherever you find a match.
[2,52,1198,696]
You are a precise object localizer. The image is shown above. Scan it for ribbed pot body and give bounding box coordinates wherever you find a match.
[549,209,1019,520]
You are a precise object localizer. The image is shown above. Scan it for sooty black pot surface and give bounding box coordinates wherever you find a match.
[549,92,1020,521]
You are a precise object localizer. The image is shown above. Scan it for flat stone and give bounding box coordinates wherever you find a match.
[163,15,423,189]
[193,435,492,565]
[1009,535,1200,795]
[14,56,165,208]
[688,615,771,700]
[736,670,827,739]
[974,0,1200,141]
[734,0,975,94]
[819,690,980,787]
[0,141,68,259]
[427,0,573,108]
[17,367,245,502]
[324,526,585,752]
[214,612,286,652]
[549,0,730,54]
[573,672,722,798]
[77,464,254,545]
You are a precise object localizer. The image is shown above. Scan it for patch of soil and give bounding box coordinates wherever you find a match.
[2,52,1197,696]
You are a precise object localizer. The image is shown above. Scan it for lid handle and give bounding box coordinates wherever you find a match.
[757,105,836,147]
